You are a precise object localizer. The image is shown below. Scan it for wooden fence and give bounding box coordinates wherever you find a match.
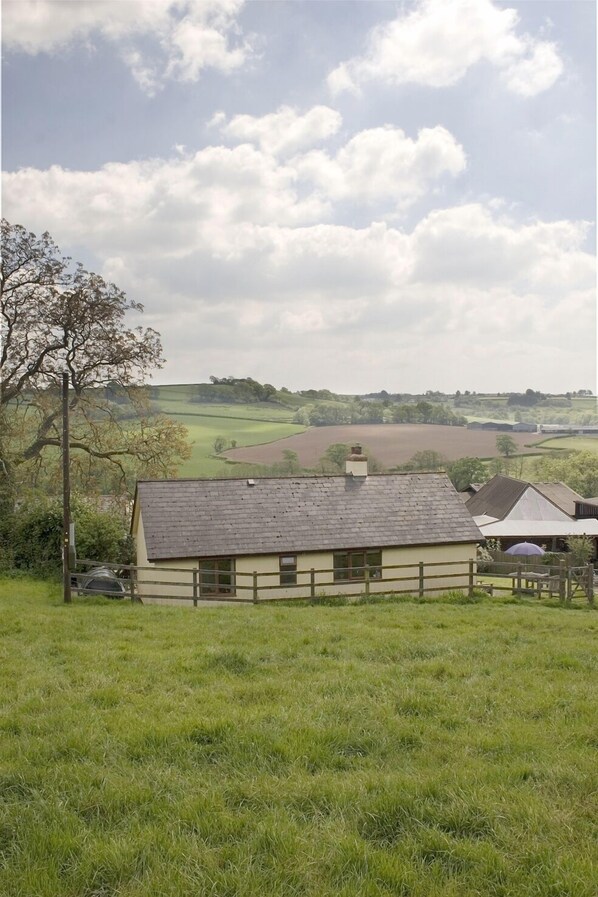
[74,557,478,604]
[479,558,594,604]
[73,557,594,606]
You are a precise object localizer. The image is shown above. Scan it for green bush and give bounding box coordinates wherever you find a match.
[541,552,564,573]
[476,545,493,573]
[565,535,594,567]
[9,499,133,575]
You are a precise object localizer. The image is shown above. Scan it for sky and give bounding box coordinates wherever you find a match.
[2,0,596,395]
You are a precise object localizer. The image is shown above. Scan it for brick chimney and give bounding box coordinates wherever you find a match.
[345,444,368,478]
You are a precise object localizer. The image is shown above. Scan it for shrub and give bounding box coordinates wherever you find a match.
[541,552,564,573]
[10,499,133,575]
[476,545,493,573]
[565,535,594,567]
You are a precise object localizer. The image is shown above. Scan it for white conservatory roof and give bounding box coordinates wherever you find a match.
[473,517,598,537]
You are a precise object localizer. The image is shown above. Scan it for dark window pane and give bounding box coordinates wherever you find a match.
[334,553,349,581]
[199,559,235,595]
[280,555,297,586]
[334,549,382,582]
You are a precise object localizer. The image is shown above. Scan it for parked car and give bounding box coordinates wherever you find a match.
[72,567,126,598]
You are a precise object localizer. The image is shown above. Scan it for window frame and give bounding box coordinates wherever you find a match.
[279,554,298,586]
[333,549,382,583]
[198,557,236,596]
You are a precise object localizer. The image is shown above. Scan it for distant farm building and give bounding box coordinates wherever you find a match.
[467,421,537,433]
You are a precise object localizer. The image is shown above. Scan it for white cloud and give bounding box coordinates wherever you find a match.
[328,0,563,97]
[410,204,594,291]
[294,125,466,209]
[2,0,252,93]
[499,40,564,97]
[2,143,593,392]
[217,105,343,156]
[4,121,465,252]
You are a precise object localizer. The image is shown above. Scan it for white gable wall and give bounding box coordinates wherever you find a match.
[506,488,571,522]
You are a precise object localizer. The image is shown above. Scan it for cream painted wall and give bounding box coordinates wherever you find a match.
[133,510,477,606]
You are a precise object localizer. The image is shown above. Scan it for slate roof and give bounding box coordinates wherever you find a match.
[466,475,584,521]
[134,473,482,561]
[533,482,584,518]
[466,476,527,519]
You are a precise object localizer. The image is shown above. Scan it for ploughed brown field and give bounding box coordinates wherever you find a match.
[223,424,546,468]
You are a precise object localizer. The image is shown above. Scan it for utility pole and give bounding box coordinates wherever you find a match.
[62,372,72,604]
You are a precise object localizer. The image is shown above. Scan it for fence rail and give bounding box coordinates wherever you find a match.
[480,559,594,604]
[73,556,594,606]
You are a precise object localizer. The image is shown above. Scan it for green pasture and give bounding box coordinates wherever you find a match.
[152,384,299,419]
[175,415,304,477]
[536,436,598,454]
[1,577,597,897]
[147,385,305,476]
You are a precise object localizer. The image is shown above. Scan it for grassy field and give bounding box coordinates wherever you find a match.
[537,436,598,454]
[149,385,305,476]
[1,578,597,896]
[175,415,304,477]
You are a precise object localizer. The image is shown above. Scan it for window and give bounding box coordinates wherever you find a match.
[199,558,235,595]
[279,555,297,586]
[333,550,382,582]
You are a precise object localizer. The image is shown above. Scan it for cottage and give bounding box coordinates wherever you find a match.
[131,447,482,605]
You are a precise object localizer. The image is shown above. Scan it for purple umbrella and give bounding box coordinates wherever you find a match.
[505,542,545,556]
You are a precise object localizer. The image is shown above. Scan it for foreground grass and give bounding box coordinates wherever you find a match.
[1,578,597,897]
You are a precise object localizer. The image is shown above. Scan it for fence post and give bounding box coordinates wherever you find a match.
[193,569,198,608]
[364,565,370,597]
[252,571,258,604]
[468,559,475,597]
[586,563,594,606]
[418,561,424,598]
[310,569,315,600]
[558,559,566,604]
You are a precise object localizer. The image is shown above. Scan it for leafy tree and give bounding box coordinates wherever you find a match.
[391,401,465,426]
[565,535,594,567]
[446,457,489,491]
[279,450,301,474]
[320,443,351,472]
[392,403,418,423]
[308,403,351,426]
[402,450,446,471]
[0,220,190,506]
[293,407,310,425]
[213,436,228,453]
[496,434,517,458]
[532,451,598,498]
[319,443,383,474]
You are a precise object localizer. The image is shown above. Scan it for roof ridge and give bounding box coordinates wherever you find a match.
[136,470,449,485]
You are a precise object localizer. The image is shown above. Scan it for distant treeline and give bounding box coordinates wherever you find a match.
[190,376,279,404]
[294,400,466,427]
[144,377,597,426]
